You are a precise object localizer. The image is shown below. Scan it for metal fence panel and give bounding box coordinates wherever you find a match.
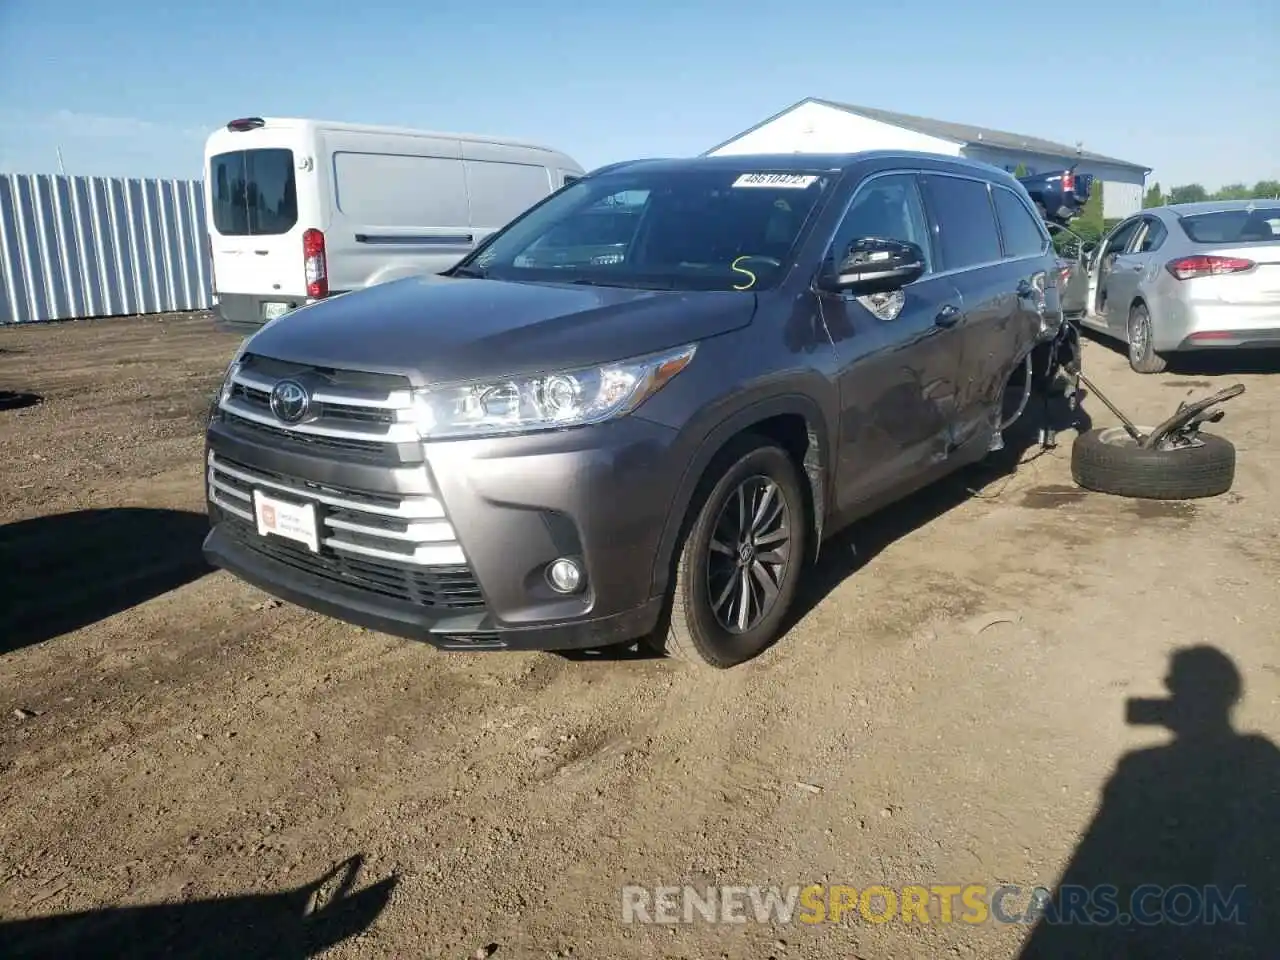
[0,173,212,324]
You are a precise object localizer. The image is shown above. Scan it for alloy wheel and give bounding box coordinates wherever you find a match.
[1129,308,1151,364]
[705,475,791,634]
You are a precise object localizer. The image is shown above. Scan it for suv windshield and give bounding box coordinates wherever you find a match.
[1178,207,1280,244]
[458,167,834,291]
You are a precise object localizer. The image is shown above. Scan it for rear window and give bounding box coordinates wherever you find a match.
[1178,208,1280,244]
[209,148,297,236]
[921,174,1003,269]
[992,186,1049,258]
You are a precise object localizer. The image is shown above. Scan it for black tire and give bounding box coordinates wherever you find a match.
[646,435,808,669]
[1071,426,1235,500]
[1127,302,1168,374]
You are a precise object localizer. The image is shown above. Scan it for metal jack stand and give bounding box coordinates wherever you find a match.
[1035,318,1085,452]
[1073,371,1245,452]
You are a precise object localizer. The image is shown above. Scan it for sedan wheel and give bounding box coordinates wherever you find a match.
[1127,303,1167,374]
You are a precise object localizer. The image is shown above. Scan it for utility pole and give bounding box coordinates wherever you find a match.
[56,147,66,175]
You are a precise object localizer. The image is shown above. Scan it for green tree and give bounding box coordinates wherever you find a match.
[1012,162,1029,178]
[1252,180,1280,199]
[1070,179,1105,243]
[1212,183,1253,200]
[1168,183,1208,204]
[1143,183,1164,208]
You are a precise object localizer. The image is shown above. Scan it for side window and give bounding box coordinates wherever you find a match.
[1102,218,1144,258]
[828,173,932,275]
[1138,217,1167,252]
[992,187,1048,259]
[920,175,1003,270]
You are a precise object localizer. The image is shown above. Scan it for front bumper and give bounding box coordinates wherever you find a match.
[202,414,678,651]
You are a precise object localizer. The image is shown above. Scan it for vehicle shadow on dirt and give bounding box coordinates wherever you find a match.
[782,389,1092,633]
[1079,328,1280,376]
[0,507,212,654]
[0,390,43,411]
[0,854,397,960]
[564,389,1090,663]
[1017,646,1280,958]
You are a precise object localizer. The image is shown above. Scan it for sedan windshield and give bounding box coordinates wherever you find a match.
[456,167,834,292]
[1178,207,1280,244]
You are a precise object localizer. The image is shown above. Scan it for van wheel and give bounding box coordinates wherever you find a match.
[646,437,807,669]
[1127,303,1168,374]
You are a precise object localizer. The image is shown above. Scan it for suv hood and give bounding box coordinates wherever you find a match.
[243,275,757,384]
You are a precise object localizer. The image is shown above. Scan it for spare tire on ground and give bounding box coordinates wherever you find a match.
[1070,426,1236,500]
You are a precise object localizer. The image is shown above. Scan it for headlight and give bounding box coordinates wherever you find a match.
[217,340,250,405]
[410,343,697,439]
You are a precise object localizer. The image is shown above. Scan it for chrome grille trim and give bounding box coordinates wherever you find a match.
[217,356,426,453]
[207,453,466,567]
[233,367,413,410]
[219,393,422,444]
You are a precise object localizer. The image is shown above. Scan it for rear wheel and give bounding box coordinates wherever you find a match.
[1127,302,1168,374]
[646,437,807,669]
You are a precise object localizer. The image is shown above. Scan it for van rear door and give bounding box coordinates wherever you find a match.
[206,129,310,317]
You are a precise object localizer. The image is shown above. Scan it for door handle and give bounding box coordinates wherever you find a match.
[935,304,961,327]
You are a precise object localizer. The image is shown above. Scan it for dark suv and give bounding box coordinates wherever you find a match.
[203,151,1064,668]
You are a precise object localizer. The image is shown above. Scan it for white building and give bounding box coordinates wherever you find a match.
[704,98,1151,219]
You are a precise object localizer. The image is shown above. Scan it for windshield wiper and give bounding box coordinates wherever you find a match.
[564,277,677,290]
[450,265,489,279]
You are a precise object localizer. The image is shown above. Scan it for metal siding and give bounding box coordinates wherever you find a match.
[1102,180,1143,219]
[0,173,213,324]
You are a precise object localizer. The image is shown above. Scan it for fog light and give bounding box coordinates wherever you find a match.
[546,557,583,594]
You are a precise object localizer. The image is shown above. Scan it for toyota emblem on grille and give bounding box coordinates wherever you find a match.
[269,379,311,424]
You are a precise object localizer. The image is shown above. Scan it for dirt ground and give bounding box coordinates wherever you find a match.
[1,312,1277,959]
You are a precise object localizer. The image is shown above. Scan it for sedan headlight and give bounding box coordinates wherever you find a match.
[410,343,697,439]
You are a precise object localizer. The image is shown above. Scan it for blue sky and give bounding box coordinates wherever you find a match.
[0,0,1275,191]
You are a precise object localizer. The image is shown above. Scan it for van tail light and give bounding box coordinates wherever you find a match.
[303,228,328,298]
[1165,255,1255,281]
[1061,171,1074,193]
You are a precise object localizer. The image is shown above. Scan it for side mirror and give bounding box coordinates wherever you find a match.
[820,238,926,296]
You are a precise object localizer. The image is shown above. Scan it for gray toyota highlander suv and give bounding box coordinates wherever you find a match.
[204,151,1065,667]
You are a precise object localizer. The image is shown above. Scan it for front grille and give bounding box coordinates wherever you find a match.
[217,353,420,465]
[207,452,485,610]
[220,513,484,608]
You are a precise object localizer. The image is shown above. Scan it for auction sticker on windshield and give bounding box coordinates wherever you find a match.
[732,174,819,189]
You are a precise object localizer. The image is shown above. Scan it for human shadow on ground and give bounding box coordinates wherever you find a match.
[0,507,211,654]
[1018,646,1280,958]
[0,855,396,960]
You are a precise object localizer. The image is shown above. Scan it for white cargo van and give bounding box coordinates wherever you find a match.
[202,117,584,330]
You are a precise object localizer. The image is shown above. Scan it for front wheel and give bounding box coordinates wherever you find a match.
[646,437,808,668]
